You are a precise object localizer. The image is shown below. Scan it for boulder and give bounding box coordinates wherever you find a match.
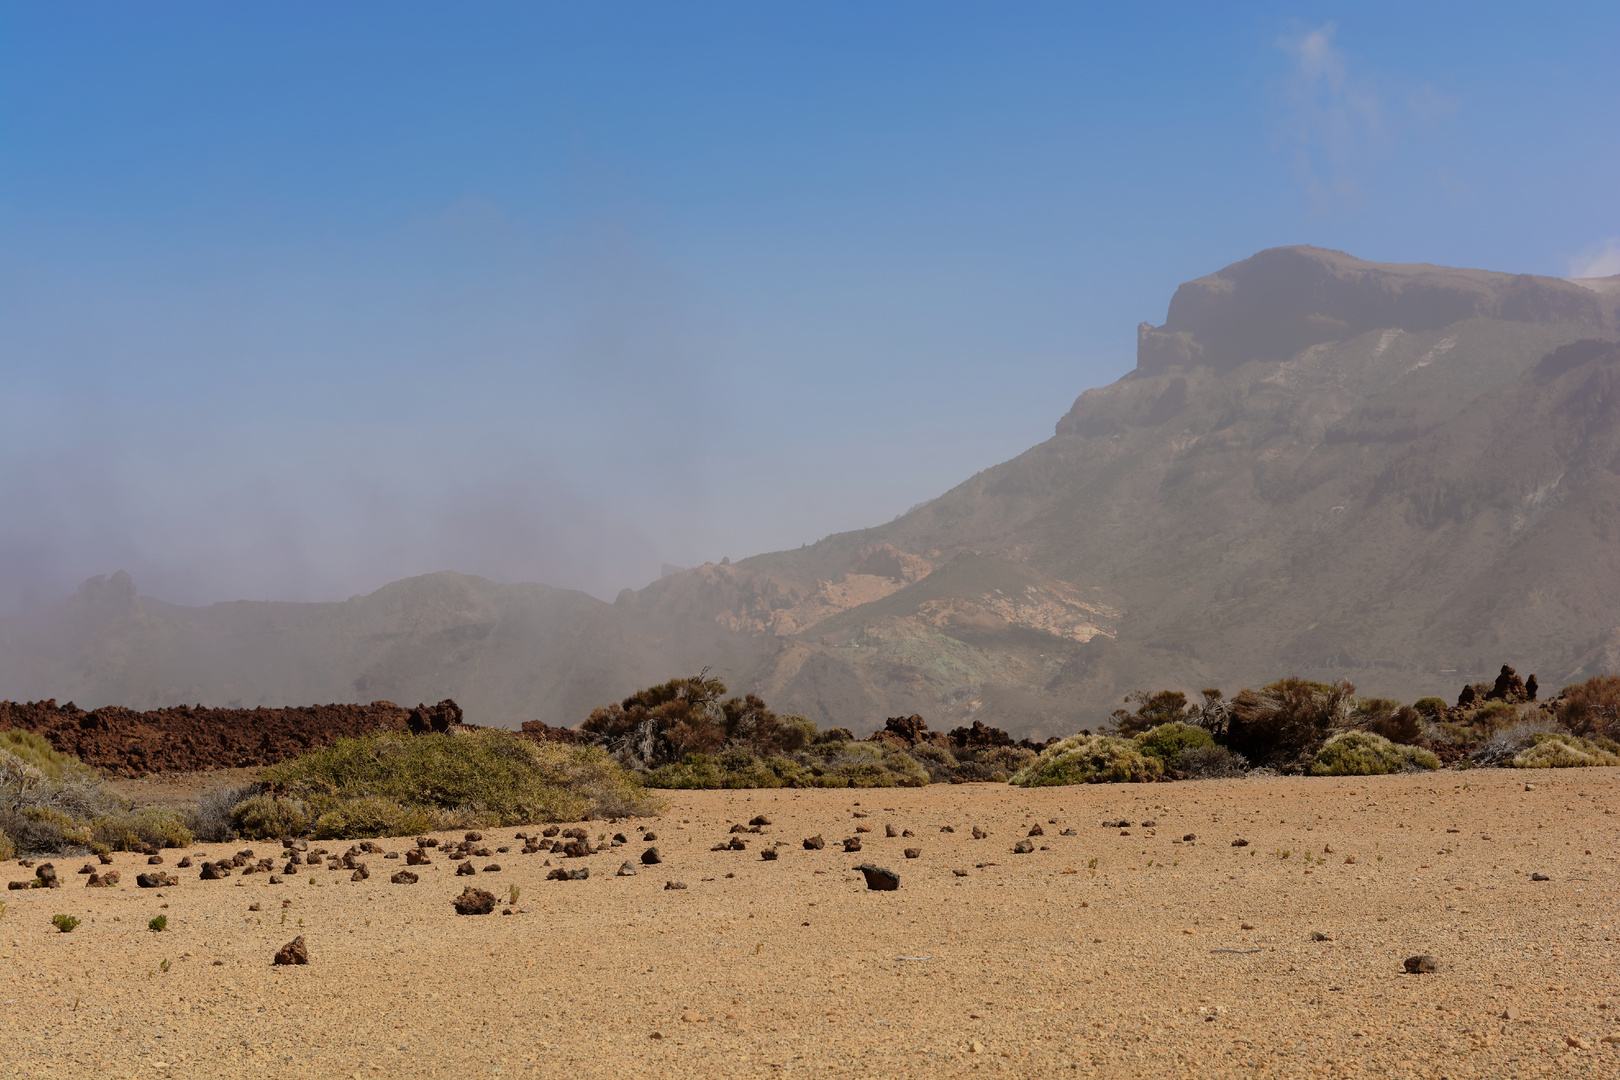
[803,836,825,851]
[641,847,662,865]
[273,936,309,965]
[453,886,496,915]
[854,864,900,891]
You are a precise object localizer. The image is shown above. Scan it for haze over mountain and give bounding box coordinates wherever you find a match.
[6,246,1619,738]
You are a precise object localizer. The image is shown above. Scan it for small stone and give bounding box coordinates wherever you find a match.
[969,1040,984,1054]
[464,831,483,842]
[1530,873,1550,881]
[564,840,592,858]
[749,815,771,827]
[664,880,687,890]
[547,868,570,881]
[568,867,590,880]
[390,870,419,884]
[176,856,193,868]
[482,864,501,873]
[904,848,920,859]
[1182,834,1196,842]
[854,825,872,834]
[136,872,176,888]
[971,826,987,840]
[1027,824,1044,837]
[641,832,656,842]
[146,854,163,865]
[901,829,915,838]
[1565,1035,1591,1050]
[885,824,898,837]
[617,861,638,876]
[248,902,262,911]
[350,864,369,881]
[941,825,955,833]
[952,868,968,877]
[843,837,862,852]
[1403,955,1438,974]
[1232,838,1249,847]
[406,849,430,865]
[453,886,496,915]
[641,847,662,865]
[854,864,899,891]
[273,936,308,965]
[1240,922,1254,930]
[1502,1006,1521,1020]
[268,874,284,884]
[456,861,476,876]
[761,848,778,861]
[1012,840,1034,854]
[1061,828,1077,836]
[77,864,94,875]
[728,837,747,851]
[1310,931,1330,941]
[1140,819,1157,828]
[803,836,825,851]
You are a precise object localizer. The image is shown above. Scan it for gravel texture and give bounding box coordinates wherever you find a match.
[2,768,1617,1077]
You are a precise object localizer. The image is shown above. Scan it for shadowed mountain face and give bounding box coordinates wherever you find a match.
[6,247,1619,739]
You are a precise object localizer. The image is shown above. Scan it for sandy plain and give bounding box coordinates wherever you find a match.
[2,768,1618,1080]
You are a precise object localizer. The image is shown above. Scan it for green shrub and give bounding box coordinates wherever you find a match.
[0,732,96,782]
[1010,734,1164,786]
[1133,722,1216,766]
[90,808,193,851]
[1512,733,1620,769]
[230,795,311,840]
[185,783,262,842]
[1411,697,1448,719]
[51,914,80,934]
[148,915,167,932]
[0,831,13,862]
[1309,731,1439,775]
[263,730,661,837]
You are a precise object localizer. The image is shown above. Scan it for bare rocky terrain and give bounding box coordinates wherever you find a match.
[3,768,1617,1078]
[5,247,1620,739]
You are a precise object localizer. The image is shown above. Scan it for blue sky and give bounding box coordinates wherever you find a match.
[2,3,1617,609]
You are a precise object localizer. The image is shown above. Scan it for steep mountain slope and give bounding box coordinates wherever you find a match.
[6,247,1618,737]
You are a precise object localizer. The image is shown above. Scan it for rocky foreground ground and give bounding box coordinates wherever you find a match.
[3,768,1617,1079]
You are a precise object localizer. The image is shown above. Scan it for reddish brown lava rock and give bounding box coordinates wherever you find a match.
[453,887,496,915]
[390,870,419,885]
[803,836,825,850]
[405,849,431,866]
[273,936,309,965]
[854,864,900,891]
[455,861,476,876]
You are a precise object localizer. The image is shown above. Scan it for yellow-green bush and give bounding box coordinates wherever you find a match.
[262,729,662,837]
[0,830,13,861]
[1010,734,1164,786]
[1512,733,1620,769]
[0,731,97,782]
[230,795,311,840]
[1133,721,1216,766]
[90,807,194,850]
[1309,731,1439,775]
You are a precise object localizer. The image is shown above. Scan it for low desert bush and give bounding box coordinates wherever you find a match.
[1411,697,1448,719]
[230,794,311,840]
[89,807,194,851]
[1010,734,1164,786]
[148,915,167,932]
[1554,676,1620,740]
[1309,731,1439,775]
[582,673,816,770]
[262,730,662,837]
[0,830,13,862]
[185,783,263,843]
[1218,678,1355,771]
[1,747,137,855]
[1511,732,1620,769]
[0,731,97,782]
[1355,699,1424,744]
[1175,744,1248,778]
[645,740,932,789]
[1470,721,1552,766]
[52,914,80,934]
[1134,722,1215,766]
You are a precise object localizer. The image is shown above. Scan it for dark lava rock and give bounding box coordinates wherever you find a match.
[971,827,987,840]
[248,902,262,911]
[1141,819,1157,828]
[453,886,496,915]
[1231,839,1249,847]
[885,824,899,838]
[35,863,59,888]
[456,861,476,876]
[617,861,638,876]
[729,823,748,834]
[406,850,431,866]
[761,848,779,861]
[268,875,282,884]
[390,870,419,885]
[727,837,747,851]
[904,848,920,859]
[1403,955,1439,974]
[350,864,369,881]
[641,847,662,865]
[568,867,590,881]
[547,868,571,881]
[563,840,592,859]
[472,847,492,858]
[384,851,399,860]
[416,836,438,848]
[1530,873,1551,881]
[273,936,309,965]
[641,832,657,842]
[482,864,501,873]
[664,880,687,890]
[97,852,113,865]
[843,838,862,852]
[9,880,34,890]
[1027,825,1044,837]
[464,831,482,842]
[749,815,771,827]
[175,856,192,868]
[562,827,587,840]
[1012,840,1035,854]
[901,829,915,838]
[361,841,384,854]
[803,836,825,851]
[136,872,176,888]
[854,864,900,891]
[611,834,628,845]
[1061,829,1077,836]
[542,826,560,838]
[940,825,955,833]
[1183,834,1197,842]
[77,864,94,875]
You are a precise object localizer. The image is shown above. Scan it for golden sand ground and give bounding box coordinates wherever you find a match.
[2,768,1617,1079]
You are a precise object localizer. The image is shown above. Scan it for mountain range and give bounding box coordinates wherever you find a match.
[6,246,1619,739]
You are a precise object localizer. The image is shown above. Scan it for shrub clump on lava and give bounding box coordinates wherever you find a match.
[1308,731,1439,775]
[1510,732,1620,769]
[260,729,661,838]
[1009,734,1164,786]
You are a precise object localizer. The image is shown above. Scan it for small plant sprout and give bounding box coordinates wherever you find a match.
[508,884,521,906]
[52,914,80,934]
[148,915,167,932]
[159,958,171,972]
[1087,857,1099,869]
